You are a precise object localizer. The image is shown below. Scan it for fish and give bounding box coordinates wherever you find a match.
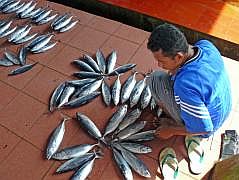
[31,41,57,54]
[23,7,42,19]
[66,78,96,87]
[30,34,54,52]
[53,15,73,31]
[71,157,96,180]
[0,58,14,66]
[114,144,151,178]
[26,34,49,49]
[116,108,142,133]
[122,130,156,142]
[76,78,103,97]
[129,78,146,108]
[49,82,66,112]
[18,2,37,18]
[37,13,58,25]
[63,91,101,108]
[140,86,152,109]
[101,79,111,106]
[14,33,38,44]
[2,1,24,13]
[8,24,29,42]
[51,13,68,28]
[18,46,28,66]
[116,121,147,140]
[120,142,152,154]
[4,51,20,65]
[8,62,38,76]
[108,63,136,76]
[0,20,12,35]
[30,8,46,19]
[45,118,67,160]
[73,71,103,79]
[57,85,75,108]
[52,143,99,160]
[111,74,121,106]
[76,112,102,140]
[12,25,32,43]
[103,104,128,137]
[107,50,117,74]
[0,26,17,38]
[83,54,101,73]
[121,72,137,104]
[72,60,96,72]
[59,20,78,33]
[16,0,33,14]
[56,153,95,173]
[96,49,106,73]
[2,0,20,13]
[112,148,133,180]
[33,9,53,23]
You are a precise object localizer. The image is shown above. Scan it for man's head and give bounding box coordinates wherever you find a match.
[147,23,189,72]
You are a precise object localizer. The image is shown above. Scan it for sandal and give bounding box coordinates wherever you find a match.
[185,136,204,175]
[159,147,179,180]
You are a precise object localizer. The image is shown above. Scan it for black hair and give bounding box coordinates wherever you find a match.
[147,23,188,57]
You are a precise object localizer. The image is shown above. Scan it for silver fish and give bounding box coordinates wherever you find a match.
[34,10,53,23]
[103,104,128,137]
[111,74,121,106]
[116,121,147,140]
[101,79,111,106]
[30,34,54,52]
[107,50,117,74]
[2,0,20,13]
[73,71,102,79]
[49,82,66,112]
[45,118,67,160]
[117,108,142,133]
[108,63,136,76]
[129,78,146,108]
[26,34,49,49]
[37,13,58,25]
[83,54,101,73]
[8,24,29,42]
[14,33,38,44]
[121,72,137,104]
[4,51,20,65]
[54,15,73,31]
[115,144,151,178]
[51,13,68,28]
[52,143,99,160]
[112,148,133,180]
[0,26,17,38]
[57,86,75,108]
[71,156,96,180]
[31,41,57,54]
[120,142,152,154]
[122,130,156,142]
[12,25,32,43]
[72,60,96,72]
[59,20,78,33]
[96,49,106,73]
[0,58,14,66]
[63,91,101,108]
[8,62,38,76]
[24,7,42,19]
[66,78,96,87]
[18,46,28,65]
[140,86,152,109]
[4,2,25,13]
[76,112,102,140]
[18,2,37,18]
[56,153,95,173]
[0,20,12,35]
[76,78,103,97]
[16,0,32,14]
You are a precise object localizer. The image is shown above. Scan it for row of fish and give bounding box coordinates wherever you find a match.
[45,109,156,179]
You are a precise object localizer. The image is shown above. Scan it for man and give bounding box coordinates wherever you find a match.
[147,23,232,176]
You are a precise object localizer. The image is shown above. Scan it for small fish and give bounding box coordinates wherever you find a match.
[12,25,32,43]
[108,63,136,76]
[59,20,78,33]
[101,79,111,106]
[4,51,20,65]
[103,104,128,137]
[8,24,29,42]
[73,71,102,79]
[2,0,20,13]
[96,49,106,73]
[116,121,147,140]
[24,7,42,19]
[111,74,121,106]
[66,78,96,87]
[0,58,14,66]
[72,60,96,72]
[52,143,99,160]
[34,9,53,23]
[0,20,12,35]
[112,148,133,180]
[18,46,28,65]
[45,118,67,160]
[107,50,117,74]
[0,26,17,38]
[31,41,57,54]
[18,2,37,18]
[121,72,137,104]
[76,112,102,140]
[83,54,101,73]
[49,82,66,112]
[140,86,152,109]
[16,0,33,14]
[30,34,54,52]
[57,85,75,108]
[14,33,38,44]
[71,157,96,180]
[120,142,152,154]
[51,13,68,28]
[54,15,73,31]
[122,130,156,142]
[26,34,49,49]
[129,78,146,108]
[8,62,38,76]
[76,78,103,97]
[37,13,58,25]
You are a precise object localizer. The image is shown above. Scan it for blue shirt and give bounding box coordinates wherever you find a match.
[173,40,232,137]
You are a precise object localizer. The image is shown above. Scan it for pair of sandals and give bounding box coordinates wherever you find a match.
[159,136,204,179]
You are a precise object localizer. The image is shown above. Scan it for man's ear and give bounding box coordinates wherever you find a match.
[174,52,185,64]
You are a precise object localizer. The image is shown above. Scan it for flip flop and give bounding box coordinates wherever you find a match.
[159,147,179,180]
[185,136,204,175]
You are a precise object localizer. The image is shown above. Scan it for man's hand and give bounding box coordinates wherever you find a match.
[155,124,175,139]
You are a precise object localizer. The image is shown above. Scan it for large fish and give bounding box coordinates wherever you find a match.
[122,130,156,142]
[107,50,117,74]
[72,60,96,72]
[57,85,75,108]
[52,143,99,160]
[103,104,128,137]
[129,78,146,108]
[101,79,111,106]
[73,71,102,79]
[76,112,102,140]
[140,86,152,109]
[121,72,137,104]
[108,63,136,76]
[83,54,101,73]
[112,148,133,180]
[76,78,103,97]
[45,118,68,160]
[66,78,96,87]
[120,142,152,154]
[8,62,38,76]
[49,82,66,112]
[111,74,121,106]
[96,49,106,73]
